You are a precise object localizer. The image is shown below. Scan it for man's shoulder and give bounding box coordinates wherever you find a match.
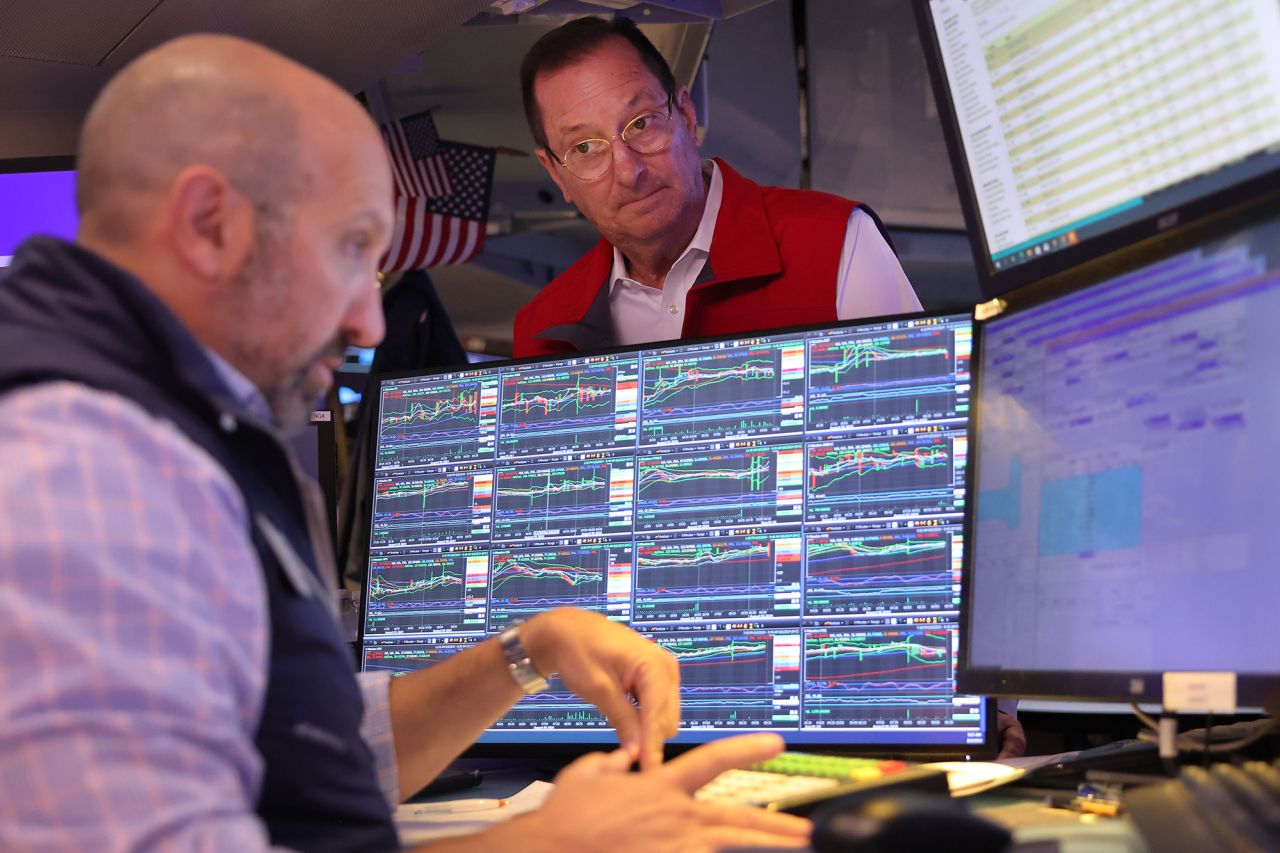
[515,238,612,325]
[713,159,855,231]
[757,183,858,224]
[0,380,241,503]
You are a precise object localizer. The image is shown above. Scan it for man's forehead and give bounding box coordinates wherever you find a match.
[537,42,666,139]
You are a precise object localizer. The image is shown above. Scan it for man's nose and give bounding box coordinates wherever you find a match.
[345,277,386,350]
[610,138,646,186]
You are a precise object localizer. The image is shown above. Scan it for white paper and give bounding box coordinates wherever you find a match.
[394,780,555,845]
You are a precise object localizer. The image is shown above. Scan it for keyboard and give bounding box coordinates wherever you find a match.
[1124,758,1280,852]
[696,752,949,815]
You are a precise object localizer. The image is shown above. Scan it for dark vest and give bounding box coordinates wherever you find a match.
[512,158,892,357]
[0,238,398,852]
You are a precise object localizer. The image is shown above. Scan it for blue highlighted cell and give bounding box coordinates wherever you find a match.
[1038,466,1142,557]
[978,457,1021,530]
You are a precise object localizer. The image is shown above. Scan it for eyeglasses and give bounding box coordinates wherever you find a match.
[552,101,675,181]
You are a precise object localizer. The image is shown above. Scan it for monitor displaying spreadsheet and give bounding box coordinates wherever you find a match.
[916,0,1280,291]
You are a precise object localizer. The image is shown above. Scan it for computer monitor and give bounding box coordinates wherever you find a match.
[358,313,997,757]
[0,157,77,268]
[961,195,1280,709]
[914,0,1280,296]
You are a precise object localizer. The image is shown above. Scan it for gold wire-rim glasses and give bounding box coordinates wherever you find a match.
[553,99,675,181]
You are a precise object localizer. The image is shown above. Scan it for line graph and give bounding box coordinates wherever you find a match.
[636,445,802,531]
[632,534,801,622]
[806,435,958,522]
[370,471,490,548]
[654,633,789,725]
[363,552,471,634]
[498,364,622,458]
[804,529,958,616]
[802,628,956,726]
[376,378,497,469]
[807,324,968,432]
[493,459,631,540]
[487,543,626,626]
[639,347,792,445]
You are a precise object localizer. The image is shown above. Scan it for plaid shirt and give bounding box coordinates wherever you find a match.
[0,379,398,851]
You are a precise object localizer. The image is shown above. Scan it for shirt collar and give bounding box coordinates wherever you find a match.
[202,345,275,424]
[609,159,723,293]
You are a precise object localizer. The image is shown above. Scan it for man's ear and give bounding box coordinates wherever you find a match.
[164,165,255,281]
[674,87,698,138]
[535,147,575,205]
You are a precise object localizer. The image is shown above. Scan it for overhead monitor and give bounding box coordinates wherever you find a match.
[961,196,1280,708]
[0,157,77,268]
[358,313,997,757]
[915,0,1280,295]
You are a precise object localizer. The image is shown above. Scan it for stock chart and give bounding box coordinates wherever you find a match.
[376,378,495,470]
[632,533,801,621]
[804,527,961,616]
[498,363,636,458]
[639,343,803,445]
[803,628,962,727]
[487,542,627,627]
[635,445,803,530]
[365,315,980,746]
[807,324,970,432]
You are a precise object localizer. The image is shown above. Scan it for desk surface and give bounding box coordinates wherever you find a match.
[405,763,1150,852]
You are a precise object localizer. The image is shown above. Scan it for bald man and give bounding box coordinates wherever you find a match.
[0,35,810,852]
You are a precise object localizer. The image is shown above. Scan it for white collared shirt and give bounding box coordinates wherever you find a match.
[607,160,921,346]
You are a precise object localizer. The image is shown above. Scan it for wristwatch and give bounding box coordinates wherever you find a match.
[499,620,549,694]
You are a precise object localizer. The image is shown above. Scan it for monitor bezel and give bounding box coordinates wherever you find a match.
[957,189,1280,710]
[0,155,75,174]
[358,311,999,760]
[912,0,1280,300]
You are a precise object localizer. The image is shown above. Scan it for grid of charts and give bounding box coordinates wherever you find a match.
[361,315,985,746]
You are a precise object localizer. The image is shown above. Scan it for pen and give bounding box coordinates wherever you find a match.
[412,798,507,815]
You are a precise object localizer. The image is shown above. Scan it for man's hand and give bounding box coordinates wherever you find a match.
[997,709,1027,758]
[521,608,680,769]
[455,734,812,853]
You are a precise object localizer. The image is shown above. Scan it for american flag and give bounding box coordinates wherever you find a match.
[380,110,452,198]
[381,141,496,271]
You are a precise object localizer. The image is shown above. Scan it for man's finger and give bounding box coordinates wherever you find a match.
[633,656,680,769]
[575,674,644,760]
[660,733,787,793]
[694,802,813,838]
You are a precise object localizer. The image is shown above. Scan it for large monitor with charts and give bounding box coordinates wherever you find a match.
[961,196,1280,709]
[914,0,1280,296]
[358,313,997,756]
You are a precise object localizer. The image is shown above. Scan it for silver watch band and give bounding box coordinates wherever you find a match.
[499,620,549,694]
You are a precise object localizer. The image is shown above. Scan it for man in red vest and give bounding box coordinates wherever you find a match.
[513,17,1027,759]
[512,16,921,358]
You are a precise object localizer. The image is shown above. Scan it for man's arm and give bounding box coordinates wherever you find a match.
[835,208,923,319]
[0,383,282,850]
[387,608,680,796]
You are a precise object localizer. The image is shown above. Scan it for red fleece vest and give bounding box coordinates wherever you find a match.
[513,159,869,357]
